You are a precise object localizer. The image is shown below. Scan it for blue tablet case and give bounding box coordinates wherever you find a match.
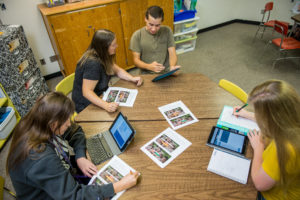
[152,68,180,82]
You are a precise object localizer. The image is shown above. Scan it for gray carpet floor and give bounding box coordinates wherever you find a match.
[0,23,299,199]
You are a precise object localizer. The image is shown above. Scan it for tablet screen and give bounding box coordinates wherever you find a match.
[110,113,134,151]
[208,126,246,154]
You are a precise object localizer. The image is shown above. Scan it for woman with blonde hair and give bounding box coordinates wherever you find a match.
[7,92,139,199]
[233,80,300,200]
[72,29,143,113]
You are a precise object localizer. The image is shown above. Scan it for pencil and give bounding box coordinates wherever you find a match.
[235,103,248,112]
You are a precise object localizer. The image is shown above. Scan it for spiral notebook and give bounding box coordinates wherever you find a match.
[207,149,251,184]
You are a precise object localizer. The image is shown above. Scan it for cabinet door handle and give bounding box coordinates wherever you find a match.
[87,29,90,37]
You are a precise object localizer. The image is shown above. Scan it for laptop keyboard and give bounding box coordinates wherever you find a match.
[86,134,112,165]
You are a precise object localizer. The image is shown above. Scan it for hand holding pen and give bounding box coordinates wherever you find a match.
[233,103,256,121]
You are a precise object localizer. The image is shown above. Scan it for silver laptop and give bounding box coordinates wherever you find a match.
[86,112,135,165]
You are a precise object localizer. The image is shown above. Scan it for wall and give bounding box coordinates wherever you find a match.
[0,0,297,76]
[0,0,61,76]
[196,0,296,29]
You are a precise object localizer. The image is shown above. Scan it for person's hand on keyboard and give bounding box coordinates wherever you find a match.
[76,157,98,178]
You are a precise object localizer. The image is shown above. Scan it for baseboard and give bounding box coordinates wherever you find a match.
[197,19,260,34]
[44,71,63,80]
[197,19,293,34]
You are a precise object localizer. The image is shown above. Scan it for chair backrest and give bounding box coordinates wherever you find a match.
[262,2,273,23]
[265,2,273,12]
[55,73,75,96]
[274,20,289,36]
[218,79,248,104]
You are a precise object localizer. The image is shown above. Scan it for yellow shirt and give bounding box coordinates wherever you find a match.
[262,140,300,200]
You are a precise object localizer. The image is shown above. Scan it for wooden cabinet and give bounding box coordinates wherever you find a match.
[39,0,173,76]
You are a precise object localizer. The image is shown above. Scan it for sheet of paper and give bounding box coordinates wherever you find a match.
[158,100,198,130]
[88,156,136,200]
[218,106,259,133]
[207,149,251,184]
[102,87,138,107]
[140,127,191,168]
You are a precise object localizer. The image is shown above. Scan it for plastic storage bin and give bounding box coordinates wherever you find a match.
[174,10,196,22]
[174,30,197,42]
[175,38,197,54]
[0,107,16,139]
[174,17,199,34]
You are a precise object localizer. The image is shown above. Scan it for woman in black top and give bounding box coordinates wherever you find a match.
[7,92,139,199]
[72,29,143,113]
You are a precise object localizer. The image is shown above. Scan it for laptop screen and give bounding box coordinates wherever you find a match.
[110,113,134,150]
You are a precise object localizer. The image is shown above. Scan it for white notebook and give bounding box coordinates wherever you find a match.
[207,149,251,184]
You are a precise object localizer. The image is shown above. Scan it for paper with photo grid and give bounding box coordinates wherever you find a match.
[88,156,136,200]
[207,149,251,184]
[140,128,191,168]
[158,100,198,130]
[102,87,138,107]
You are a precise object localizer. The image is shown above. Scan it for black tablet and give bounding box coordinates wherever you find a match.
[207,126,247,156]
[152,68,180,82]
[109,112,136,152]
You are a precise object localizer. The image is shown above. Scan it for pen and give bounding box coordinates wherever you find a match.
[235,103,248,112]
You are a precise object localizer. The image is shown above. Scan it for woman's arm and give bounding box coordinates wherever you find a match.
[112,64,143,86]
[113,171,139,193]
[27,149,115,199]
[82,78,118,112]
[248,130,276,191]
[64,125,98,178]
[233,106,256,121]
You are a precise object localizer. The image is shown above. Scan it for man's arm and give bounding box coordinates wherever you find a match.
[132,51,165,73]
[168,47,181,72]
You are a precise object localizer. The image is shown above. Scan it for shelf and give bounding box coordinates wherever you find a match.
[174,16,199,24]
[176,47,195,55]
[173,28,198,37]
[175,36,197,44]
[0,84,21,150]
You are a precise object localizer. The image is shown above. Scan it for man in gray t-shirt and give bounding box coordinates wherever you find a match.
[130,6,181,74]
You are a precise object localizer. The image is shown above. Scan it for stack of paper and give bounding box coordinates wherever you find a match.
[207,149,251,184]
[217,105,259,135]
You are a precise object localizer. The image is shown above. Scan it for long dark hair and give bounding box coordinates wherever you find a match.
[78,29,115,74]
[6,92,75,173]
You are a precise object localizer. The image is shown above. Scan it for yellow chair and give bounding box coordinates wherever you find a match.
[219,79,248,104]
[55,73,77,119]
[55,73,75,96]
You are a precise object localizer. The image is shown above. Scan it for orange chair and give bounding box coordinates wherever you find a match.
[268,20,300,68]
[253,2,289,42]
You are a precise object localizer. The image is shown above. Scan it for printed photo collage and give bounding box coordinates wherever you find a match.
[89,156,137,200]
[102,87,138,107]
[159,100,198,130]
[141,128,191,168]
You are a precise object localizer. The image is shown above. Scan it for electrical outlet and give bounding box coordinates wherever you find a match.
[49,55,58,62]
[40,58,46,65]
